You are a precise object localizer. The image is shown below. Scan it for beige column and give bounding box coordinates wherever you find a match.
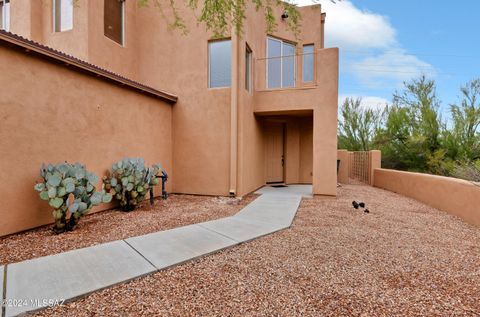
[229,30,239,196]
[369,150,381,186]
[312,109,337,196]
[337,149,349,184]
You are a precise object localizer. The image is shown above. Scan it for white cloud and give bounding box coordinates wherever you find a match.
[349,49,436,88]
[295,0,396,50]
[339,94,389,110]
[292,0,436,89]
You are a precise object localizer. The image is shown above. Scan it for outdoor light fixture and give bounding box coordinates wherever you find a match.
[281,11,289,19]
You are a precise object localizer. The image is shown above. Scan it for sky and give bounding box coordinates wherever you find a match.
[295,0,480,118]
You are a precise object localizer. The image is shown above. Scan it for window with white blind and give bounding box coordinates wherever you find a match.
[303,44,314,82]
[208,39,232,88]
[0,0,10,31]
[104,0,125,45]
[53,0,73,32]
[245,44,252,92]
[267,37,296,89]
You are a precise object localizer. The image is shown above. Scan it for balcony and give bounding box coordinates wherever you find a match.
[253,47,339,115]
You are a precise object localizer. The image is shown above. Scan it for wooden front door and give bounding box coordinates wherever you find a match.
[265,122,284,183]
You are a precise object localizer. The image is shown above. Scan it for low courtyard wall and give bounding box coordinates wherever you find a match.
[374,168,480,227]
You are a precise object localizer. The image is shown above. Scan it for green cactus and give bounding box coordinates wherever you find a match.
[103,158,163,212]
[34,162,112,234]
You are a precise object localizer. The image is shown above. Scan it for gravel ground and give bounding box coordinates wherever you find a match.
[30,184,480,317]
[0,194,257,265]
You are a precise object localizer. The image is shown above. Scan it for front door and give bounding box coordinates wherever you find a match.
[265,122,284,183]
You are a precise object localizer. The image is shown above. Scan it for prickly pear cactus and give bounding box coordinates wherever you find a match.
[34,163,112,233]
[103,158,163,212]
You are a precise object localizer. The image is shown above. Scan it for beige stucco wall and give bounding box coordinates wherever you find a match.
[374,169,480,227]
[134,6,232,196]
[0,45,173,236]
[237,4,338,196]
[6,1,338,198]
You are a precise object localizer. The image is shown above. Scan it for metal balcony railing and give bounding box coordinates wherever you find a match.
[254,51,318,92]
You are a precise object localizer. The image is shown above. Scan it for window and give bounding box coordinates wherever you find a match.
[303,44,314,82]
[245,45,252,92]
[104,0,125,45]
[53,0,73,32]
[0,0,10,31]
[266,37,295,89]
[208,39,232,88]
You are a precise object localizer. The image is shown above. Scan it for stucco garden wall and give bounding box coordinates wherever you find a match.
[374,168,480,227]
[0,45,173,236]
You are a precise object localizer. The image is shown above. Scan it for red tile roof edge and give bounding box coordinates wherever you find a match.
[0,30,178,103]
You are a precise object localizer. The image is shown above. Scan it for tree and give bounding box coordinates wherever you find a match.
[338,97,384,151]
[136,0,302,37]
[378,76,446,173]
[447,79,480,160]
[338,76,480,180]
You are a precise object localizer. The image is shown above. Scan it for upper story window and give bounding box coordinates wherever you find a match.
[208,39,231,88]
[0,0,10,31]
[267,37,295,89]
[245,44,252,92]
[53,0,73,32]
[104,0,125,45]
[303,44,314,82]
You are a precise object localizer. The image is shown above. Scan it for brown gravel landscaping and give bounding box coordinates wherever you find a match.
[0,194,257,265]
[29,184,480,316]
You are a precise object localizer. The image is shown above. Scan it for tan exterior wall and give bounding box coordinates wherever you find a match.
[0,44,173,236]
[5,1,338,200]
[374,169,480,227]
[134,6,233,196]
[238,4,338,196]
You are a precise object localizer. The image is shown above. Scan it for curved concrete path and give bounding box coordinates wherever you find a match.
[1,185,310,317]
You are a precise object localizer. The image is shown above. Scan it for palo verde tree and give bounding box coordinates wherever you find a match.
[338,97,385,151]
[378,75,445,173]
[338,76,480,180]
[136,0,303,37]
[445,79,480,161]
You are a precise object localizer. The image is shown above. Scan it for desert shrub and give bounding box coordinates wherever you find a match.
[103,158,162,212]
[426,149,455,176]
[34,162,112,233]
[452,160,480,182]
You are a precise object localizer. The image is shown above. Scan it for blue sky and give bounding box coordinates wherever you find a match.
[297,0,480,118]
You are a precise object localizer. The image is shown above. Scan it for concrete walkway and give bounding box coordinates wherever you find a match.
[1,185,309,317]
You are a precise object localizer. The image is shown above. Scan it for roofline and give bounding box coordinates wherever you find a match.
[0,30,178,103]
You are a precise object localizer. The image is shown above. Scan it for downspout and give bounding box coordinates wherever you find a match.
[229,28,239,196]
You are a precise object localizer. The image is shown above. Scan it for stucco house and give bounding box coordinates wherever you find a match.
[0,0,338,236]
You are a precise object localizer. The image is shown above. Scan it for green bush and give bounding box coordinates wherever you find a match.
[34,163,112,233]
[103,158,162,212]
